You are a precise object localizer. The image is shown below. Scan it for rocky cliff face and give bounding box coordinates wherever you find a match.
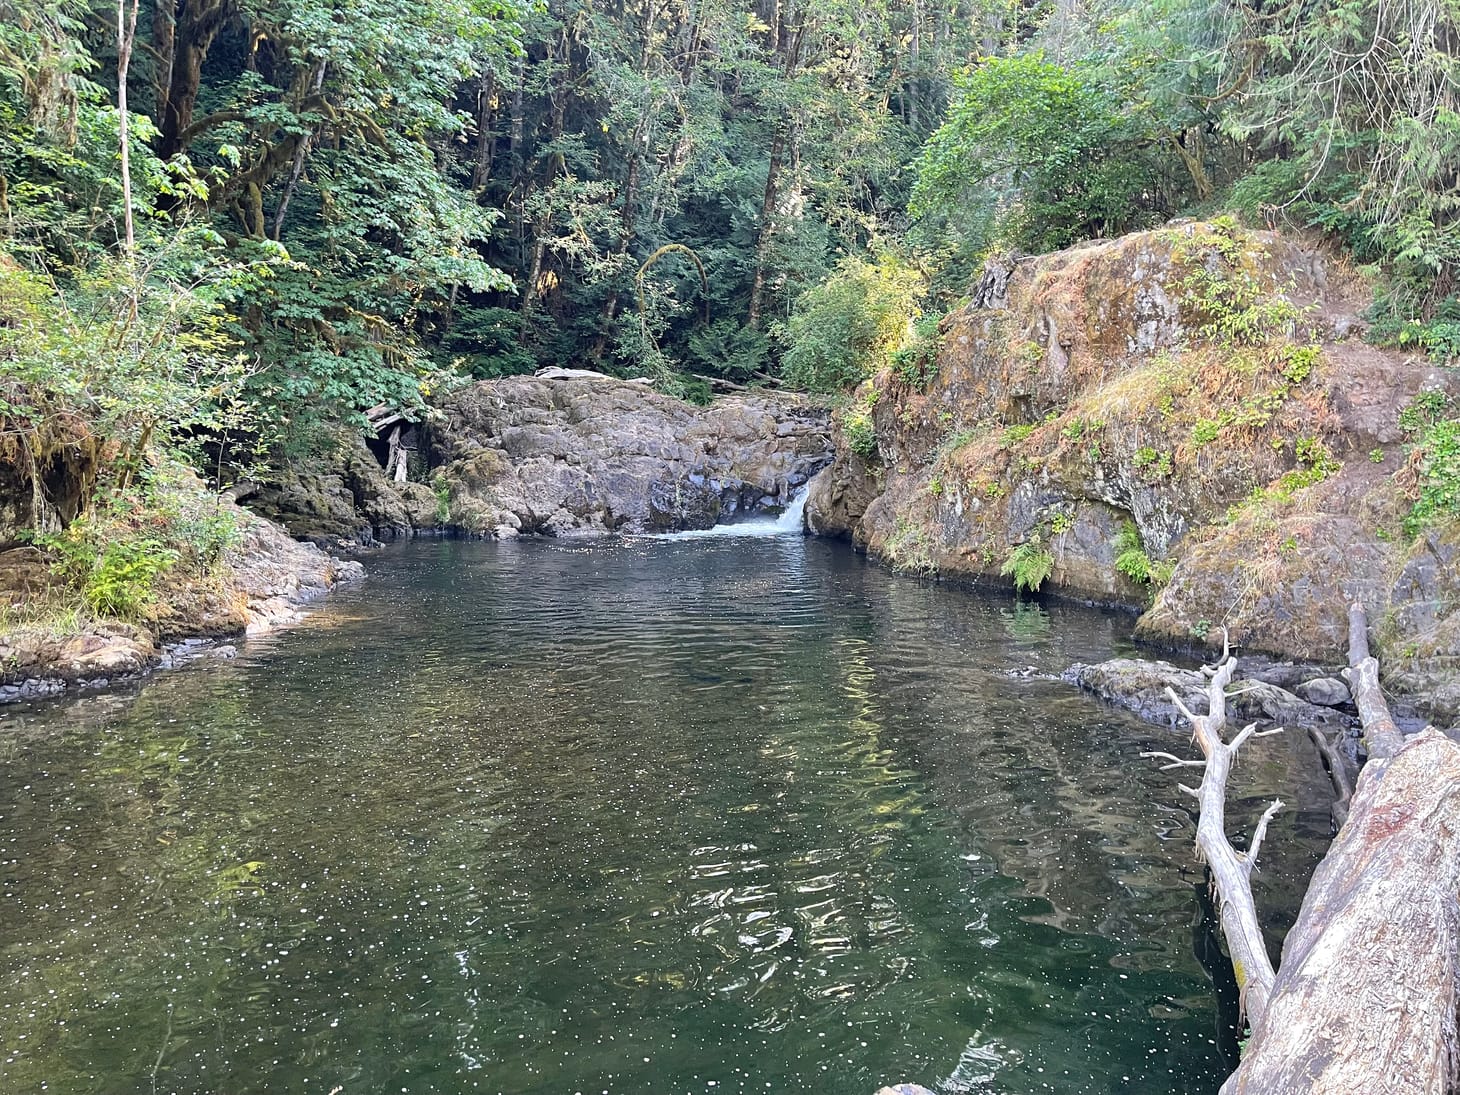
[805,221,1460,718]
[255,375,833,541]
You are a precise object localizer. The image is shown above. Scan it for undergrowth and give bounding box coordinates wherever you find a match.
[28,463,241,624]
[1400,390,1460,536]
[1113,521,1174,588]
[1001,537,1054,593]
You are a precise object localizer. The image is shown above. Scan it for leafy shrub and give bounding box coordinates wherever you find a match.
[890,312,945,388]
[1001,538,1054,593]
[842,403,879,460]
[687,319,771,383]
[82,539,179,617]
[780,255,925,393]
[1191,419,1221,446]
[912,54,1164,257]
[41,521,179,621]
[1406,419,1460,535]
[1400,389,1452,433]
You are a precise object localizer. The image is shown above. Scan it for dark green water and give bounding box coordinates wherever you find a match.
[0,535,1333,1095]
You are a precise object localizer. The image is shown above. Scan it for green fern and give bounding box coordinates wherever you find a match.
[1001,538,1054,593]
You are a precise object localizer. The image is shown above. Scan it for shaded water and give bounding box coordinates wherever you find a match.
[0,537,1334,1095]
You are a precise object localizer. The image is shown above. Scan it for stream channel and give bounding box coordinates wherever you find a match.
[0,527,1334,1094]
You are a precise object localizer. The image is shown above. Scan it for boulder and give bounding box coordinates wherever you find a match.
[430,375,833,535]
[1067,657,1356,737]
[1294,676,1352,707]
[801,220,1460,717]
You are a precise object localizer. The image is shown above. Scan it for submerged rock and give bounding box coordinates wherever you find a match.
[1066,656,1356,739]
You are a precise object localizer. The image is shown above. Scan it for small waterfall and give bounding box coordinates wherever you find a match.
[658,488,809,539]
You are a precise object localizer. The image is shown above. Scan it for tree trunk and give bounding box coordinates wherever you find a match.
[270,61,326,240]
[1221,727,1460,1094]
[746,127,784,331]
[116,0,140,255]
[156,0,233,160]
[1143,643,1284,1030]
[471,71,497,192]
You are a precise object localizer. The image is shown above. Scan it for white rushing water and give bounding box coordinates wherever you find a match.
[657,487,808,538]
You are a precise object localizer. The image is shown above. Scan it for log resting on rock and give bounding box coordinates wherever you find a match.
[1221,726,1460,1094]
[1156,609,1460,1094]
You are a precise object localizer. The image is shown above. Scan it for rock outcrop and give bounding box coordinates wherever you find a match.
[0,506,361,702]
[804,221,1460,720]
[255,374,833,541]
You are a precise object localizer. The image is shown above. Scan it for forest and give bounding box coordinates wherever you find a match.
[0,0,1456,578]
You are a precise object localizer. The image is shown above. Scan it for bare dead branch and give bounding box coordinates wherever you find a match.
[1304,726,1354,830]
[1140,750,1207,770]
[1149,633,1279,1033]
[1344,602,1405,759]
[1243,800,1284,874]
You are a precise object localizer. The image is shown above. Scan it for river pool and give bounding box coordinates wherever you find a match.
[0,534,1333,1094]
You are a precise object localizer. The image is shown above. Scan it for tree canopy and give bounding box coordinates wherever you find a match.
[0,0,1454,434]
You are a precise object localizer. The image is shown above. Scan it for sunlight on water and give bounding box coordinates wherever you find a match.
[0,538,1332,1095]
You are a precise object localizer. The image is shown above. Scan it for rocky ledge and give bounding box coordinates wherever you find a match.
[0,507,361,703]
[251,373,833,543]
[804,221,1460,722]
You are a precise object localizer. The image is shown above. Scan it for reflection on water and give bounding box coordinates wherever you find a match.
[0,537,1331,1095]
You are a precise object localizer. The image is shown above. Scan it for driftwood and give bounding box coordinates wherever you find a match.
[1142,636,1285,1028]
[1344,600,1406,759]
[1152,611,1460,1094]
[1220,604,1460,1093]
[1305,723,1355,828]
[1222,727,1460,1094]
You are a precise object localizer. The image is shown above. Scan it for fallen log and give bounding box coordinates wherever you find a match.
[1220,604,1460,1093]
[1344,600,1407,759]
[1149,613,1460,1094]
[1221,727,1460,1094]
[1142,636,1284,1029]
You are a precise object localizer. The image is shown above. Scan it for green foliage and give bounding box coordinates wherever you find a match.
[1406,419,1460,536]
[1114,522,1174,588]
[687,321,772,385]
[1001,537,1055,593]
[40,519,178,620]
[781,256,925,393]
[1400,389,1453,434]
[432,475,452,525]
[842,401,880,461]
[890,311,945,388]
[1219,0,1460,319]
[0,226,268,480]
[1174,222,1307,347]
[912,53,1173,259]
[33,461,243,620]
[888,517,937,576]
[1191,419,1221,446]
[1132,446,1174,478]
